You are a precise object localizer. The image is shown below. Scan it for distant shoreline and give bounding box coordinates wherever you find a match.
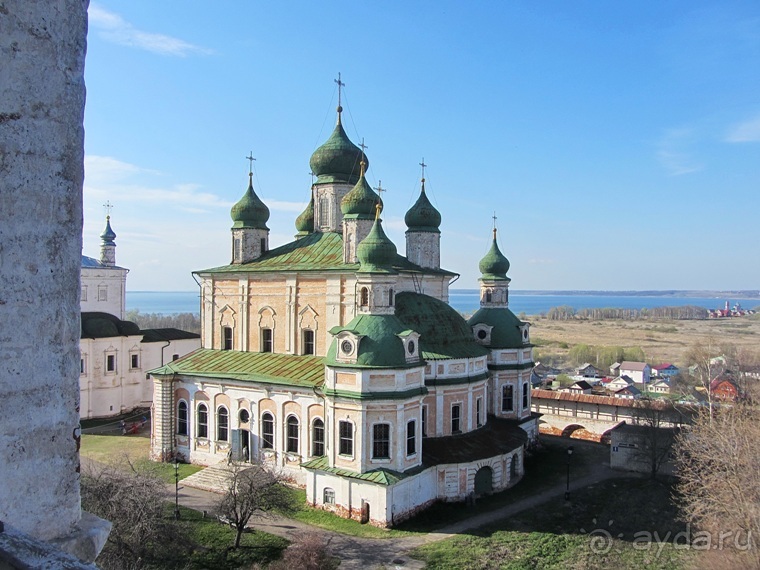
[128,289,760,299]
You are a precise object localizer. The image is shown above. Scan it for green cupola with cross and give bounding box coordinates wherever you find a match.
[231,157,271,264]
[405,160,442,270]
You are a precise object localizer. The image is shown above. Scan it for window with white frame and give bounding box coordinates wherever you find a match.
[286,416,299,453]
[522,382,529,409]
[105,353,116,373]
[312,418,325,457]
[451,404,461,434]
[177,401,188,436]
[406,420,416,456]
[261,412,274,449]
[98,286,107,302]
[303,329,315,355]
[261,328,273,353]
[323,487,335,505]
[81,286,87,302]
[197,403,208,439]
[502,384,514,412]
[338,421,353,456]
[130,353,139,370]
[372,423,390,459]
[222,327,233,351]
[80,355,86,376]
[217,407,229,441]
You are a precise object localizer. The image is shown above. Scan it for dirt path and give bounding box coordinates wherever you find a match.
[177,461,631,569]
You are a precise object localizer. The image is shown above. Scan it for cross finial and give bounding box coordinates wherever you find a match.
[334,72,345,106]
[419,158,427,182]
[492,212,498,240]
[245,152,256,175]
[358,138,368,175]
[103,200,113,218]
[375,180,386,198]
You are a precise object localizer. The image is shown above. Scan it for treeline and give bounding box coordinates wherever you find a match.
[125,310,201,334]
[545,305,708,321]
[569,344,645,369]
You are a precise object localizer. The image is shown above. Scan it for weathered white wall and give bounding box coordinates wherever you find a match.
[0,0,88,541]
[80,265,128,319]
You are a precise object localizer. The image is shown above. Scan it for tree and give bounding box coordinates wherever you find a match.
[685,339,721,422]
[217,463,296,548]
[674,404,760,567]
[81,461,189,569]
[267,532,337,570]
[632,397,687,479]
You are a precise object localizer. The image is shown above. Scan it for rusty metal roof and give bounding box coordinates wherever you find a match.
[148,348,325,388]
[533,388,638,408]
[422,416,527,466]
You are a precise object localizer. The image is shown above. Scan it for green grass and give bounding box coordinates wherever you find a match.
[178,505,288,569]
[81,434,202,482]
[396,438,608,534]
[411,478,694,570]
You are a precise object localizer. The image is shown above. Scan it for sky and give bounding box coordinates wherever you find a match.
[82,1,760,292]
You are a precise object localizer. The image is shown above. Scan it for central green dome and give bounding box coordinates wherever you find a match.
[357,218,397,273]
[309,114,366,185]
[231,174,270,230]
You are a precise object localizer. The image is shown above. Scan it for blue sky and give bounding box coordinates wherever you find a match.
[83,1,760,292]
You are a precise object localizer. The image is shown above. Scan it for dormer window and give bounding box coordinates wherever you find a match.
[360,287,369,307]
[472,323,493,345]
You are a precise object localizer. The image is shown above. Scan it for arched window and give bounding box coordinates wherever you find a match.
[312,418,325,457]
[261,412,274,449]
[177,401,188,436]
[323,487,335,505]
[372,423,390,459]
[302,329,315,355]
[223,327,233,351]
[286,416,299,453]
[360,287,369,307]
[217,407,229,442]
[197,403,208,439]
[485,289,492,303]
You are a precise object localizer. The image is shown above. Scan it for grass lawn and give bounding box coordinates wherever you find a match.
[411,477,695,570]
[81,434,202,482]
[178,505,288,569]
[396,436,608,534]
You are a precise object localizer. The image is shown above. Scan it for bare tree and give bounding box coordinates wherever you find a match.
[632,397,685,479]
[81,461,188,569]
[268,532,337,570]
[674,404,760,567]
[217,462,296,548]
[685,338,720,422]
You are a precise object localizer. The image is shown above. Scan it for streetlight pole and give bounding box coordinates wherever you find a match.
[174,459,180,520]
[565,446,574,501]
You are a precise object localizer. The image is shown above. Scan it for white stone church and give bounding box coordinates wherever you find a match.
[80,217,200,419]
[149,100,538,526]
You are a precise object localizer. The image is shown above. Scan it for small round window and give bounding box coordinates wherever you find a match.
[341,340,353,355]
[408,341,416,355]
[239,409,250,424]
[477,329,487,340]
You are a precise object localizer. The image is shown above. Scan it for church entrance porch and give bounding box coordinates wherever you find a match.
[231,429,251,462]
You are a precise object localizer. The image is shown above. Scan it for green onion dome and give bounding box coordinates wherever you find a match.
[295,195,314,234]
[340,170,380,218]
[357,217,397,272]
[404,182,441,232]
[100,216,116,245]
[309,113,367,185]
[479,233,510,281]
[231,173,270,230]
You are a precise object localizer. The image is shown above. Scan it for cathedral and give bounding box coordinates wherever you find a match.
[149,97,538,526]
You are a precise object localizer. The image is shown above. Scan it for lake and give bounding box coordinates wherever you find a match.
[126,290,760,316]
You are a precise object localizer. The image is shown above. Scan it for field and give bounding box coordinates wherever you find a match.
[530,314,760,368]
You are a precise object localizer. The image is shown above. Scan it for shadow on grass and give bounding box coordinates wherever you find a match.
[396,436,609,534]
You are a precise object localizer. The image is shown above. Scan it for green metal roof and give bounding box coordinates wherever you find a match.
[231,174,270,230]
[326,314,419,369]
[395,292,488,360]
[479,237,510,281]
[467,307,527,349]
[196,231,456,277]
[300,456,407,485]
[148,348,325,388]
[309,119,366,185]
[404,184,441,233]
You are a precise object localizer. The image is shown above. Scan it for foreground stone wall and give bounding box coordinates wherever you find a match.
[0,0,88,540]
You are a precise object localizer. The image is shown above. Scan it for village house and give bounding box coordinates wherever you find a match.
[560,380,593,395]
[614,385,642,400]
[576,363,603,378]
[652,363,679,379]
[619,361,651,384]
[608,375,634,392]
[710,374,741,402]
[148,98,538,526]
[649,379,672,395]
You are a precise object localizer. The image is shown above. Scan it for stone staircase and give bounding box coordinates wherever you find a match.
[181,463,238,494]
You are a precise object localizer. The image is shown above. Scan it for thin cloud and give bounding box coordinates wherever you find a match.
[656,127,703,176]
[89,4,212,57]
[725,114,760,143]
